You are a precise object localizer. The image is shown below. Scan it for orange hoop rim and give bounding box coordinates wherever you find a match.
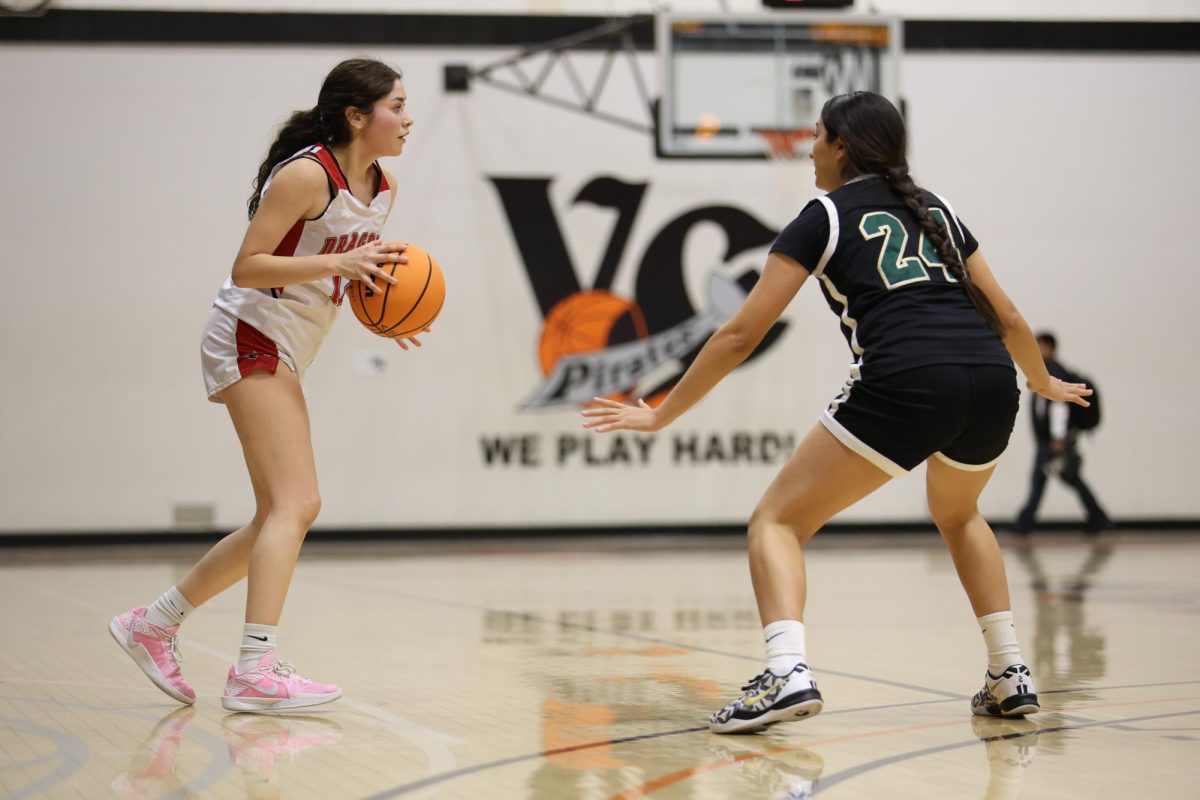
[757,127,816,160]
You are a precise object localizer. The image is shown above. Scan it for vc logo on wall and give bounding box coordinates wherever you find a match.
[490,175,789,411]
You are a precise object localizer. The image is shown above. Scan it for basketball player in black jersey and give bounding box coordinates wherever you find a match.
[583,92,1093,733]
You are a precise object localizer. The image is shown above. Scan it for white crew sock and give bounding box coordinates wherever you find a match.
[764,619,807,674]
[238,624,278,673]
[144,586,195,629]
[978,610,1024,673]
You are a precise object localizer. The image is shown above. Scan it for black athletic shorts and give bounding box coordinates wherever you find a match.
[821,363,1019,476]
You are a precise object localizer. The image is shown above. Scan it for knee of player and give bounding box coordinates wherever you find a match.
[269,493,322,529]
[929,503,979,533]
[747,508,811,544]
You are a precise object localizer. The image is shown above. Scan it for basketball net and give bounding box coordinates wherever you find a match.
[759,128,815,163]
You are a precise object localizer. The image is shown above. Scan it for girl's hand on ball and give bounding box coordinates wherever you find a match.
[333,240,403,294]
[347,244,442,341]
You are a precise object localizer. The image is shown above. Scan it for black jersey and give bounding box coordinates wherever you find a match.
[771,176,1012,379]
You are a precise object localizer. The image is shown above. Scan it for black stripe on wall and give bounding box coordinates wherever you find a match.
[0,519,1193,547]
[905,19,1200,52]
[1,10,1199,52]
[0,10,654,48]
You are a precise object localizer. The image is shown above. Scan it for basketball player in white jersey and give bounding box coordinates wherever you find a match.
[109,58,418,711]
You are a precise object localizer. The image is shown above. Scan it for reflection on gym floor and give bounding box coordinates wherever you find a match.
[1,532,1197,799]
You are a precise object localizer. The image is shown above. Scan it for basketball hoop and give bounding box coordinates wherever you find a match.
[758,128,815,162]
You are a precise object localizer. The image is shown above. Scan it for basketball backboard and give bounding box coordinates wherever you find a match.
[656,13,901,159]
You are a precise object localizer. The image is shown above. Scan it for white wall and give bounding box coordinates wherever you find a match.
[1,12,1196,532]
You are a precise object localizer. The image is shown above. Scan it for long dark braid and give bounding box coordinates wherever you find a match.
[248,58,402,219]
[821,92,1006,336]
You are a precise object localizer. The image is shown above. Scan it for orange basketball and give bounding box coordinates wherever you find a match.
[348,242,445,339]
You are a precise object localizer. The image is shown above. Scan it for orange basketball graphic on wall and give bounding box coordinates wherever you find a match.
[538,290,650,377]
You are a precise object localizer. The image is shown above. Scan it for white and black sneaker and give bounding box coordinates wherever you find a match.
[971,664,1039,717]
[709,663,823,734]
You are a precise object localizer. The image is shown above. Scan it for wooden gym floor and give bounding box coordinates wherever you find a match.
[1,531,1198,799]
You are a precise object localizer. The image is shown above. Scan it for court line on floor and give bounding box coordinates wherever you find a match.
[150,631,466,800]
[20,565,1200,799]
[359,725,709,800]
[9,576,463,800]
[0,679,174,692]
[606,695,1200,798]
[361,704,932,800]
[310,576,963,699]
[0,706,232,799]
[0,716,90,800]
[816,708,1200,796]
[1043,679,1200,694]
[362,684,1200,798]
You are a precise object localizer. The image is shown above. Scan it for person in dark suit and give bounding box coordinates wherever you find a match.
[1014,333,1111,534]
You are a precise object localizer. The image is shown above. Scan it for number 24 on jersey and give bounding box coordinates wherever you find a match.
[859,208,960,290]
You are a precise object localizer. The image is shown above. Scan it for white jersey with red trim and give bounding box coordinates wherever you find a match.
[212,143,391,375]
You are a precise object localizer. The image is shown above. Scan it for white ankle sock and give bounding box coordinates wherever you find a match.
[145,586,195,629]
[764,620,807,674]
[238,624,278,673]
[978,611,1023,673]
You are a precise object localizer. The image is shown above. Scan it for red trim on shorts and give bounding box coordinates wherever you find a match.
[235,319,280,379]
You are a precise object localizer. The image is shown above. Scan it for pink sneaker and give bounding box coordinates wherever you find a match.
[109,607,196,704]
[222,652,342,712]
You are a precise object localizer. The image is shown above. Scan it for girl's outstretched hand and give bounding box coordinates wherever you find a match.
[1030,376,1093,407]
[581,397,662,433]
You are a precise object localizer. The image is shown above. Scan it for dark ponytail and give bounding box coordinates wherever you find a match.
[821,92,1006,337]
[248,58,403,219]
[247,108,323,218]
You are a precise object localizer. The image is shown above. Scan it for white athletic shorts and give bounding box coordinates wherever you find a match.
[200,307,298,404]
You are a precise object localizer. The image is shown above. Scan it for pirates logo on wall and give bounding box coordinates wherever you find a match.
[490,176,788,410]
